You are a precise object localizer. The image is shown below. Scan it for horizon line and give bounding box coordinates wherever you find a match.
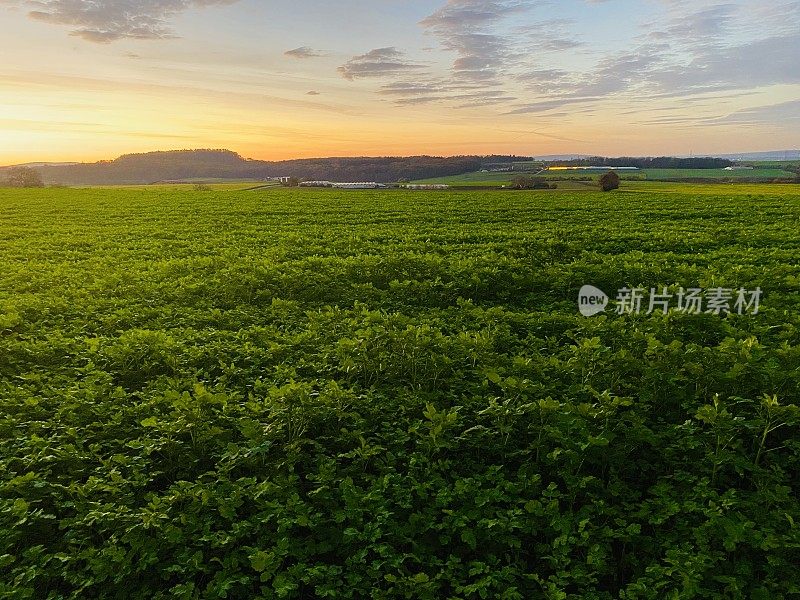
[4,147,800,168]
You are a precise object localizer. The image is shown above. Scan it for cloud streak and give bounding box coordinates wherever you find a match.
[6,0,239,42]
[337,47,424,80]
[336,0,800,121]
[419,0,533,82]
[284,46,325,59]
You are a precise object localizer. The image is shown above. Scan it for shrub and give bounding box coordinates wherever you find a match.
[4,166,44,188]
[599,170,620,192]
[510,176,550,190]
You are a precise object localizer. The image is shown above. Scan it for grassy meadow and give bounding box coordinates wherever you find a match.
[414,165,799,186]
[1,183,800,598]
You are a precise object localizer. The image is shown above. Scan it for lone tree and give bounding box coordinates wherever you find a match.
[599,170,620,192]
[5,166,44,188]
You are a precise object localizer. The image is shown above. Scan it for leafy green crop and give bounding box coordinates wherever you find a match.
[1,184,799,598]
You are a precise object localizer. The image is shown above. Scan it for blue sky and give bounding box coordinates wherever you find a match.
[0,0,798,162]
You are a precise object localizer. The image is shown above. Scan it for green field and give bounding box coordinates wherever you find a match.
[414,170,539,185]
[407,179,596,190]
[751,160,800,169]
[415,166,798,186]
[2,185,800,598]
[638,168,795,180]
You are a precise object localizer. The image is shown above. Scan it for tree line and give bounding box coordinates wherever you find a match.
[7,150,485,186]
[560,156,734,169]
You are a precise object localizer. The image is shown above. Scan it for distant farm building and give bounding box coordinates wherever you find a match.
[333,182,385,189]
[724,166,754,170]
[269,176,293,183]
[405,184,450,190]
[298,181,385,189]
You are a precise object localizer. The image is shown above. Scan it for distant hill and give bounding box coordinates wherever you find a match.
[0,150,492,186]
[707,150,800,162]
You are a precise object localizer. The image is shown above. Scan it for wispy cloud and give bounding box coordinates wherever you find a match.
[343,0,800,119]
[4,0,239,42]
[648,3,739,48]
[648,33,800,97]
[337,47,424,80]
[632,98,800,128]
[506,3,800,115]
[339,0,539,107]
[506,96,603,115]
[364,1,602,110]
[419,0,534,82]
[710,99,800,125]
[516,18,584,53]
[284,46,325,59]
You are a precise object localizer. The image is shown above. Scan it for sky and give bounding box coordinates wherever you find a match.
[0,0,798,163]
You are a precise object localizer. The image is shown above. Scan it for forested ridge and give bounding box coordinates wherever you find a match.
[2,150,492,185]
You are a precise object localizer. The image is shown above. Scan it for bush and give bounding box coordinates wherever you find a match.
[510,176,550,190]
[599,170,620,192]
[3,166,44,188]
